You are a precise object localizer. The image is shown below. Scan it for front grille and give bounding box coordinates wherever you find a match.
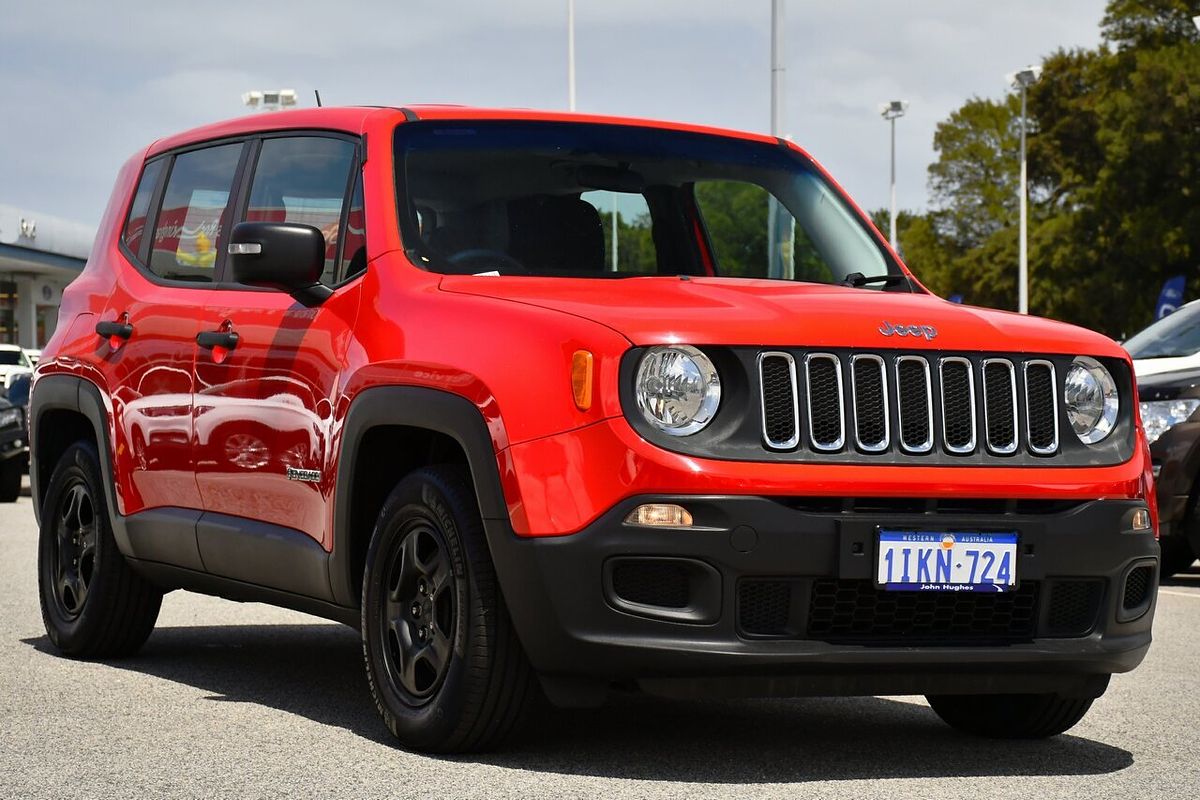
[851,355,888,451]
[758,351,1065,460]
[758,352,799,449]
[939,358,975,453]
[896,356,933,452]
[982,359,1018,454]
[806,579,1039,645]
[611,561,690,609]
[1045,579,1104,636]
[804,354,844,451]
[738,579,793,635]
[1024,361,1059,454]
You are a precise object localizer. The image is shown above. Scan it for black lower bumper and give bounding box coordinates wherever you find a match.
[486,496,1158,704]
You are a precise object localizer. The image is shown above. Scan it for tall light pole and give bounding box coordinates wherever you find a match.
[879,100,908,251]
[1007,65,1041,315]
[767,0,787,278]
[567,0,576,112]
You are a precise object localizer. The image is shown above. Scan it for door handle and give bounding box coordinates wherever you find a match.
[95,321,133,340]
[196,330,240,350]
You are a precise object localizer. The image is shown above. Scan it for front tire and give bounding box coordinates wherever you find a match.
[0,457,19,502]
[926,692,1096,738]
[361,466,535,753]
[37,441,163,657]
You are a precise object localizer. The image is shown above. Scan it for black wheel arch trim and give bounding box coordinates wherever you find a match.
[30,375,131,553]
[328,385,510,607]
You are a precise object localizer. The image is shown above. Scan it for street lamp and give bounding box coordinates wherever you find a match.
[879,100,908,251]
[1006,65,1042,315]
[242,89,298,112]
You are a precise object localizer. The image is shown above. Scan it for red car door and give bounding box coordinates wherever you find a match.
[100,143,245,517]
[192,135,363,549]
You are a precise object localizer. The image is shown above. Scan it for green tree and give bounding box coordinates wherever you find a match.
[895,0,1200,336]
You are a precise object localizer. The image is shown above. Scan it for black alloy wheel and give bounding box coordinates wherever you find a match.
[50,482,98,619]
[361,465,536,752]
[380,521,456,701]
[38,440,162,658]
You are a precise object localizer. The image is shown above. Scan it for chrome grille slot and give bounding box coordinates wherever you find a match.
[895,356,933,453]
[758,352,800,449]
[804,354,845,451]
[982,359,1018,454]
[1024,360,1059,455]
[939,357,976,454]
[850,354,889,452]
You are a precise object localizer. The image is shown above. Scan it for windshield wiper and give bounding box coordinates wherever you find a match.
[842,272,909,288]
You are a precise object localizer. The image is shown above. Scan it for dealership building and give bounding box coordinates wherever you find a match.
[0,204,93,349]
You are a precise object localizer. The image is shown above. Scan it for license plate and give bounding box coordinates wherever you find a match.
[876,530,1018,592]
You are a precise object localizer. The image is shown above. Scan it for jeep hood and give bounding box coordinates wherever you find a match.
[439,275,1124,357]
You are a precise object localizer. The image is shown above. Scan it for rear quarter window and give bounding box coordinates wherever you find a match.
[149,143,244,283]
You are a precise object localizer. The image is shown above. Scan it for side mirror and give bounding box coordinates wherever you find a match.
[228,222,331,303]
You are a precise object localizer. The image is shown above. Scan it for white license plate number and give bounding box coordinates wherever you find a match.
[876,530,1018,592]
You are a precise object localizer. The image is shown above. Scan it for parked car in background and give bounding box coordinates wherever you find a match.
[0,344,33,390]
[4,371,30,469]
[25,349,42,366]
[1127,305,1200,576]
[1137,369,1200,576]
[1127,300,1200,378]
[0,380,25,500]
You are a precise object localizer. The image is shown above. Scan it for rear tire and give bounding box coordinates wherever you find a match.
[37,441,163,657]
[926,692,1095,738]
[361,465,535,753]
[0,458,19,502]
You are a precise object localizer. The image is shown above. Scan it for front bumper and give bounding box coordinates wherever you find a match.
[487,496,1158,703]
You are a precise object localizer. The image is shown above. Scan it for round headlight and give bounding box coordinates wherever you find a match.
[634,345,721,436]
[1064,356,1119,444]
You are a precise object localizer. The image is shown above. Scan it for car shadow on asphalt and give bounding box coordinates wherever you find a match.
[22,623,1133,783]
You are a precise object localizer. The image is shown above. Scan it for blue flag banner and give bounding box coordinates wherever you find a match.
[1156,275,1186,320]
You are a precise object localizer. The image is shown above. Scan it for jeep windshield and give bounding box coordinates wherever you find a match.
[395,121,907,287]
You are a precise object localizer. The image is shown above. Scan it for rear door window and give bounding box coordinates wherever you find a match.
[149,143,244,283]
[243,136,357,285]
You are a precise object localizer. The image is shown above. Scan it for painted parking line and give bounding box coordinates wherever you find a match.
[1157,589,1200,599]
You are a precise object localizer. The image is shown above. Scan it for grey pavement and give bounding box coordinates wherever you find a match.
[2,478,1198,799]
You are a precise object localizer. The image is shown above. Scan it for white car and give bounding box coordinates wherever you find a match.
[0,344,33,389]
[1126,299,1200,379]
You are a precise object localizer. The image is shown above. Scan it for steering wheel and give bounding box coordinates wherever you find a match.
[446,249,527,275]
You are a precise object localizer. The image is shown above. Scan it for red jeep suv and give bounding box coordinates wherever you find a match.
[31,106,1159,752]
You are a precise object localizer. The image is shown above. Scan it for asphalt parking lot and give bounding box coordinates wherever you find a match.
[2,480,1199,799]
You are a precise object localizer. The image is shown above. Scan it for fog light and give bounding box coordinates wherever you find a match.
[625,503,693,528]
[1131,508,1151,531]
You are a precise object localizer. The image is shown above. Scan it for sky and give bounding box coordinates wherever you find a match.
[1,0,1109,227]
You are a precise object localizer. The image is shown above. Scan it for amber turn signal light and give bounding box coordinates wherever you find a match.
[1131,508,1151,531]
[571,350,594,411]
